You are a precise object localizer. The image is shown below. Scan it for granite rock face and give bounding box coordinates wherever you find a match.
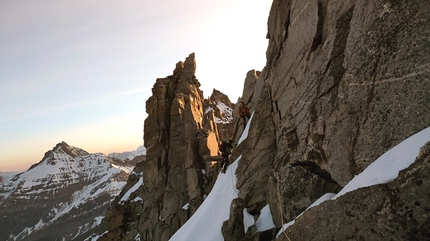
[229,0,430,239]
[222,198,246,241]
[97,53,235,241]
[279,141,430,241]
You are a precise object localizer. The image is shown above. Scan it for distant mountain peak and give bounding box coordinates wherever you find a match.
[108,145,146,161]
[27,141,89,171]
[52,141,89,158]
[0,142,137,241]
[209,89,234,107]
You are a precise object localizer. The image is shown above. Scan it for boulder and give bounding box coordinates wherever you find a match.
[222,198,246,241]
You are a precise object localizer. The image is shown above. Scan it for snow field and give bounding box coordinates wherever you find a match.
[169,157,240,241]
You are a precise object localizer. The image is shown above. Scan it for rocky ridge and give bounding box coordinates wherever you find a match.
[91,0,429,240]
[0,142,138,241]
[95,53,235,241]
[227,0,430,240]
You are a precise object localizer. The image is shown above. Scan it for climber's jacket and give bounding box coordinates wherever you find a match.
[238,101,251,118]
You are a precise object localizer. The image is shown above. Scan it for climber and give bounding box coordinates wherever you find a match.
[238,101,251,123]
[218,139,234,173]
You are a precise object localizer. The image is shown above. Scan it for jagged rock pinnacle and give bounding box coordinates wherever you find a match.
[98,54,235,241]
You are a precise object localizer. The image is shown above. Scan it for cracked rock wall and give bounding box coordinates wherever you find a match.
[235,0,430,235]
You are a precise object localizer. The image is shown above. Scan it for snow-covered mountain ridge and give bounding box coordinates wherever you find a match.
[0,141,137,241]
[206,101,234,124]
[108,145,146,161]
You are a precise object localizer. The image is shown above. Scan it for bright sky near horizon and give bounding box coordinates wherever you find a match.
[0,1,272,172]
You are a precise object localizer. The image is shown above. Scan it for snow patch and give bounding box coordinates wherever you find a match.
[134,233,141,241]
[85,231,108,241]
[215,101,234,124]
[132,197,143,202]
[243,208,255,233]
[255,205,276,232]
[182,203,190,210]
[93,216,104,227]
[169,111,253,241]
[335,126,430,199]
[169,157,240,241]
[205,107,213,114]
[237,111,254,145]
[120,177,143,203]
[34,219,45,231]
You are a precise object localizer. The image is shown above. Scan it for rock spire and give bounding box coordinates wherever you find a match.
[97,53,235,241]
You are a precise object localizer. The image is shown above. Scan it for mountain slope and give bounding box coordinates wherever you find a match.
[0,142,135,241]
[0,171,18,183]
[168,121,430,241]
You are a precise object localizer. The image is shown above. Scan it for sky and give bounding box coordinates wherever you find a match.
[0,0,272,172]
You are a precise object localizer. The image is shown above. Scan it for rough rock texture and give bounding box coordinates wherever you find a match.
[206,89,235,142]
[241,70,261,106]
[236,84,277,216]
[231,70,261,143]
[97,53,234,241]
[279,141,430,241]
[222,198,246,241]
[225,0,430,239]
